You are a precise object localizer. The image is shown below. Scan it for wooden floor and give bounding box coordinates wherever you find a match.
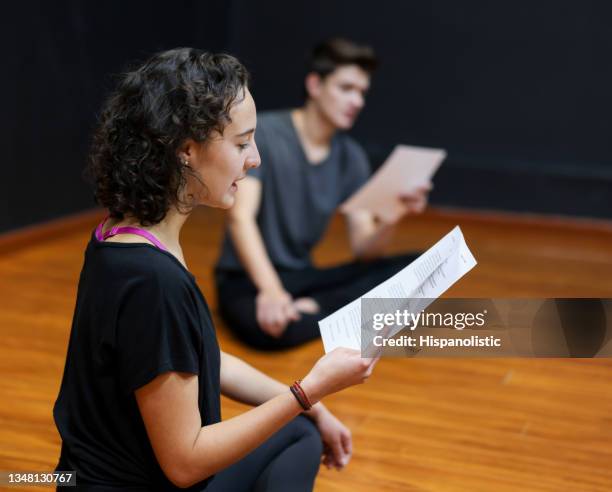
[1,207,612,491]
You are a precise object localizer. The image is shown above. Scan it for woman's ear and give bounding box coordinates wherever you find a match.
[177,139,197,166]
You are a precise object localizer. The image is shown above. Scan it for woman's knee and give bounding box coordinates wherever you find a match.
[291,415,323,458]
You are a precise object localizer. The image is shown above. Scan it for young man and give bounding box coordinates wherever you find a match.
[215,38,430,350]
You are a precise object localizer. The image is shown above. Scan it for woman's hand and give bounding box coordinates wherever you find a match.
[301,347,379,403]
[312,405,352,470]
[298,347,379,473]
[256,288,300,337]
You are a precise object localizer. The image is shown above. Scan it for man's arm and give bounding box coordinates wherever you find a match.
[226,177,299,336]
[345,185,431,260]
[345,209,395,260]
[227,177,283,293]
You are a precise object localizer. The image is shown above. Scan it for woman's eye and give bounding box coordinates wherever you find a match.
[238,143,249,151]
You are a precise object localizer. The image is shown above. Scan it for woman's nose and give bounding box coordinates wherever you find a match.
[249,144,262,168]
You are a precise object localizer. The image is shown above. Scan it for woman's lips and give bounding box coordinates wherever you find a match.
[231,174,246,190]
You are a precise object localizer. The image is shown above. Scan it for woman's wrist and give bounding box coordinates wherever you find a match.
[299,374,324,405]
[288,380,327,422]
[290,381,312,410]
[304,401,326,422]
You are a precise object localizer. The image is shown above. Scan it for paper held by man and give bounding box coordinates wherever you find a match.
[318,226,477,353]
[340,144,447,223]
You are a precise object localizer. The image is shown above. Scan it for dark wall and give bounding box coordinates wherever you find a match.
[1,0,227,233]
[227,0,612,217]
[2,1,611,234]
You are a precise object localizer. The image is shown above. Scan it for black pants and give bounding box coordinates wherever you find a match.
[207,415,322,491]
[215,253,419,350]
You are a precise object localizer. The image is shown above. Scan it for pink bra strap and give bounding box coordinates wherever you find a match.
[94,216,109,242]
[95,217,169,252]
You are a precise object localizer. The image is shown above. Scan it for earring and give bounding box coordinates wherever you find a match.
[183,159,189,167]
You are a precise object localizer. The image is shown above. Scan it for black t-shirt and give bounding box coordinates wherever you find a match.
[53,232,221,491]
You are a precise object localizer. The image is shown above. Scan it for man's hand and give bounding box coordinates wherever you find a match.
[256,288,300,337]
[395,182,432,218]
[346,182,432,260]
[293,297,320,315]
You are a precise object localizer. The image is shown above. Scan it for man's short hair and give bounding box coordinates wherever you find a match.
[307,37,379,79]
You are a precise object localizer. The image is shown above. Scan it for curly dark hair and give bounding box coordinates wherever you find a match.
[88,47,250,225]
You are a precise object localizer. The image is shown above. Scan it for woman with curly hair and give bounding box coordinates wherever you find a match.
[53,48,378,491]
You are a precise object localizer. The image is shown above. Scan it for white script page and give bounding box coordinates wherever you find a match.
[318,226,477,352]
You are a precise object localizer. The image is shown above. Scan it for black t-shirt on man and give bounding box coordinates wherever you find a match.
[54,232,221,491]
